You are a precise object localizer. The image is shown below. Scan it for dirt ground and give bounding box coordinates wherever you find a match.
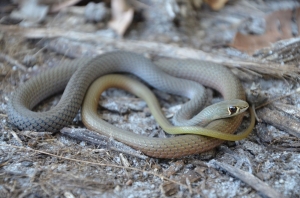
[1,0,300,197]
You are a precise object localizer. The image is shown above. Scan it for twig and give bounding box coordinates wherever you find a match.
[211,160,283,198]
[257,108,300,138]
[0,52,27,71]
[256,87,300,109]
[9,130,23,144]
[273,102,300,118]
[0,25,299,79]
[60,127,148,160]
[186,177,193,194]
[44,37,300,79]
[23,131,53,137]
[50,0,81,13]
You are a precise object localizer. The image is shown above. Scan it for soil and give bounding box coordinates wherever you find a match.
[1,0,300,197]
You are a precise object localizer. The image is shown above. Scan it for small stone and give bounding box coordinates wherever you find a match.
[114,185,121,192]
[85,2,107,22]
[126,179,133,186]
[64,191,75,198]
[279,179,284,184]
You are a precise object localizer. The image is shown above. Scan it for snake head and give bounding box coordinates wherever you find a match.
[206,99,249,121]
[188,99,249,127]
[224,99,249,117]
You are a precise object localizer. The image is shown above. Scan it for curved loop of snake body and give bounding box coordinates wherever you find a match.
[82,74,254,140]
[7,51,254,158]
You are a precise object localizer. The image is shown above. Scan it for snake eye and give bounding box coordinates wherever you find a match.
[228,106,238,115]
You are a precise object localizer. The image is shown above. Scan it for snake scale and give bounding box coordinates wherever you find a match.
[7,51,254,158]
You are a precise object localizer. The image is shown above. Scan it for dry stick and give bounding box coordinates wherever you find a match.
[49,0,81,13]
[257,108,300,138]
[0,52,27,71]
[185,178,192,194]
[0,144,192,193]
[256,87,300,109]
[212,160,283,198]
[8,130,23,144]
[254,88,300,138]
[0,25,299,78]
[60,127,148,160]
[43,37,299,79]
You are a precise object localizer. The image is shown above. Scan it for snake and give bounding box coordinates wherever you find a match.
[7,51,255,158]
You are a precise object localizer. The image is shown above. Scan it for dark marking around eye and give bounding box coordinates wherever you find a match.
[229,106,238,115]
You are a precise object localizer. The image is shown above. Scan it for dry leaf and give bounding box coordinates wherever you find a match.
[191,0,203,9]
[160,181,178,196]
[108,0,134,36]
[232,9,300,54]
[204,0,228,10]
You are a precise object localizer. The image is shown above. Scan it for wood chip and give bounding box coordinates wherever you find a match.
[257,108,300,138]
[108,0,134,36]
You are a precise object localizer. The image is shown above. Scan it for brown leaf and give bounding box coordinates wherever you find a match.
[204,0,228,10]
[232,9,299,54]
[160,181,178,197]
[108,0,134,36]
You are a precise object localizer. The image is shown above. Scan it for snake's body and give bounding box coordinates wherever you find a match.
[8,51,251,158]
